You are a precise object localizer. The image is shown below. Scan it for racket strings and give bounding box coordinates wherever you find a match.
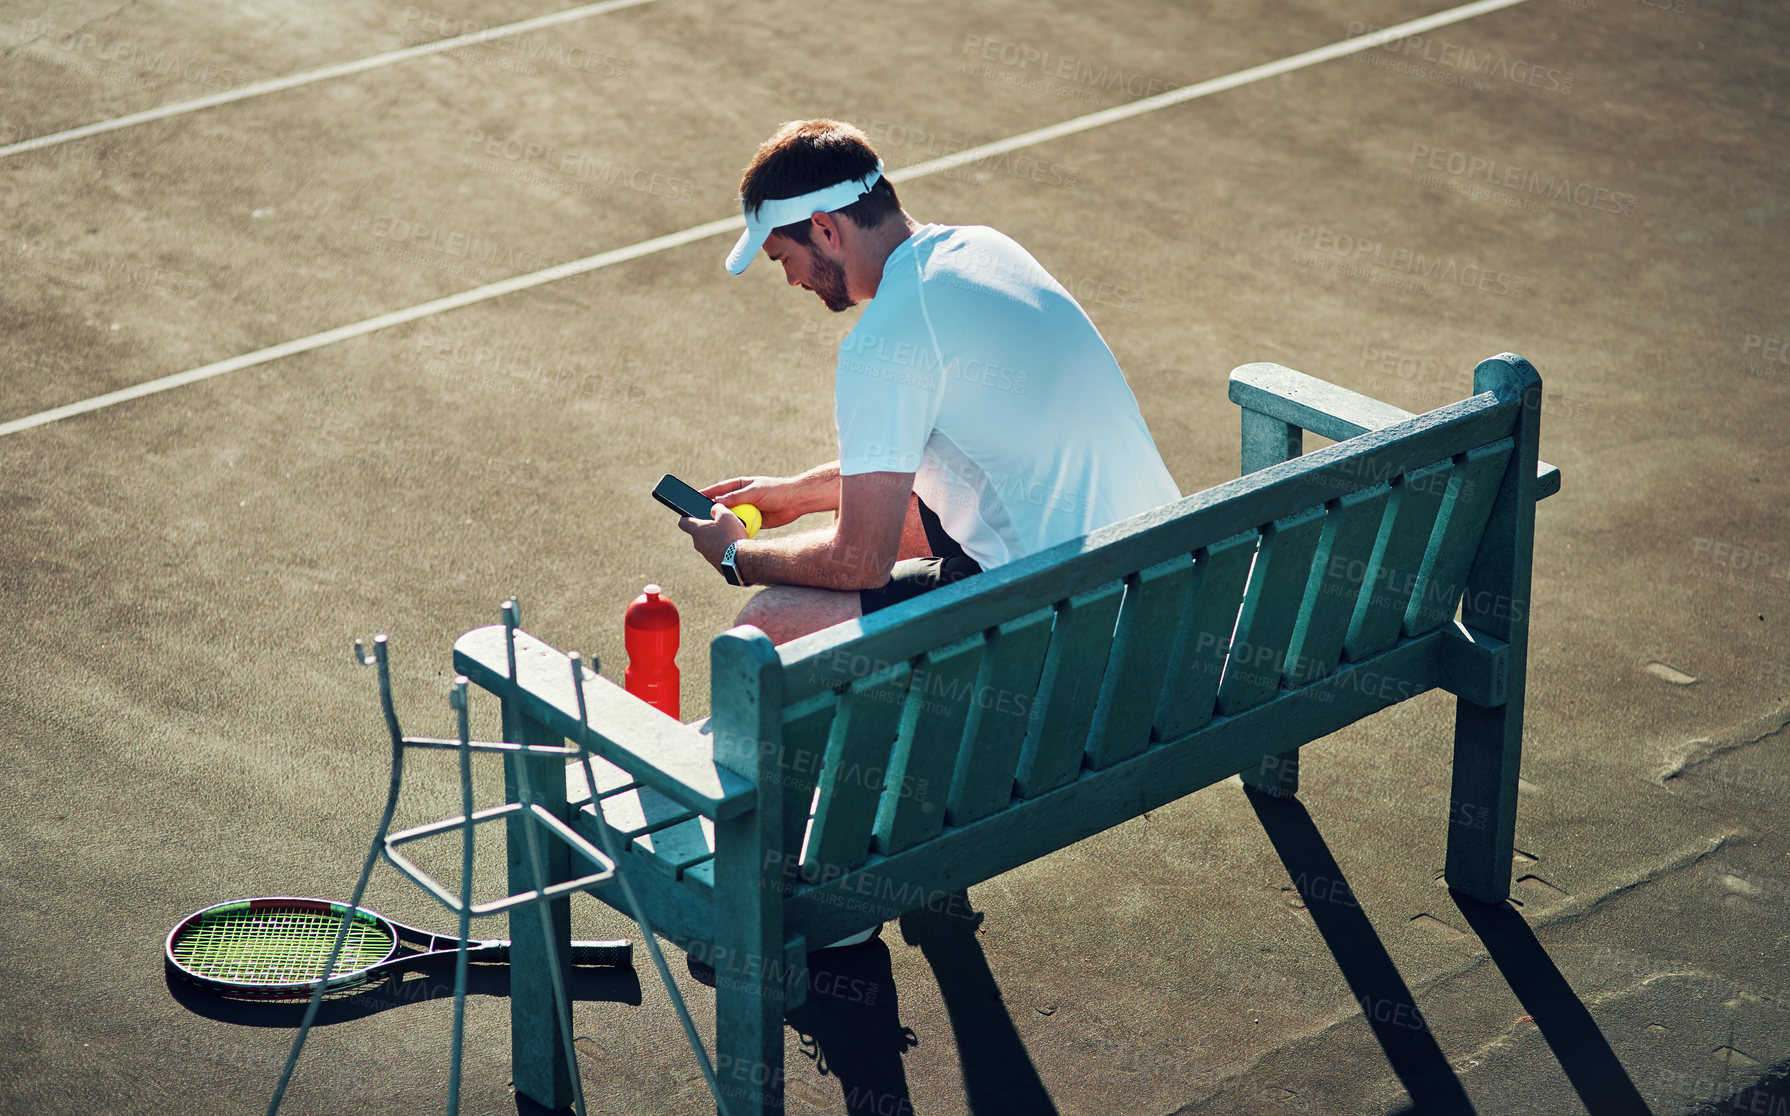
[175,907,394,984]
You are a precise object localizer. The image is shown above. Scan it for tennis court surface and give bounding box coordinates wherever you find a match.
[4,0,1789,1112]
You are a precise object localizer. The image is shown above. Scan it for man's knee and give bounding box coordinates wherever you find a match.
[734,588,777,631]
[732,586,860,645]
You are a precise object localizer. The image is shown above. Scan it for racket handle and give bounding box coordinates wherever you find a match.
[462,938,632,966]
[567,938,633,967]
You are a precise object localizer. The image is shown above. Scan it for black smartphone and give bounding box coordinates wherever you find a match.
[652,473,717,520]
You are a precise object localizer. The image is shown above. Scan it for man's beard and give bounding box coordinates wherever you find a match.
[807,252,854,313]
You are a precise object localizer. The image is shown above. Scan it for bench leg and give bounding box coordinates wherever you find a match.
[712,959,786,1116]
[507,716,575,1108]
[713,813,786,1116]
[1446,354,1540,906]
[710,628,790,1115]
[1444,698,1521,903]
[1243,748,1300,798]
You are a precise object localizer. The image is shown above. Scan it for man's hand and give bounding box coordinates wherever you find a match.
[701,462,840,529]
[677,503,749,574]
[700,477,805,530]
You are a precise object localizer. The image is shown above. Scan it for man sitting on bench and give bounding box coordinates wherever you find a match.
[678,118,1181,644]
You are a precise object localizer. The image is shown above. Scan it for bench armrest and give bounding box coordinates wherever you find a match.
[1230,362,1561,500]
[453,625,755,821]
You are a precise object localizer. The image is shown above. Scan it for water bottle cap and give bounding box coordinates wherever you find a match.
[626,584,679,630]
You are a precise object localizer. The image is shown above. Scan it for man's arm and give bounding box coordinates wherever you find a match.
[735,471,914,590]
[681,471,915,591]
[896,493,931,560]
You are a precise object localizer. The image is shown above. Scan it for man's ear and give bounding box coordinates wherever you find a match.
[809,209,845,251]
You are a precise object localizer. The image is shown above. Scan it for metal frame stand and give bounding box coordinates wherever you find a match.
[266,602,616,1116]
[266,599,730,1116]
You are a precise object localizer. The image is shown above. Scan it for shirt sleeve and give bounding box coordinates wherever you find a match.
[834,268,946,476]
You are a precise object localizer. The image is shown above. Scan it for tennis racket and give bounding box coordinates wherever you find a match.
[166,896,632,998]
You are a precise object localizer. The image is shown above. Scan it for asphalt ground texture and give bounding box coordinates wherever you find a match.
[2,1,1788,1113]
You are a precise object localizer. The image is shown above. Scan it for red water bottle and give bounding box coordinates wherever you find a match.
[625,584,680,719]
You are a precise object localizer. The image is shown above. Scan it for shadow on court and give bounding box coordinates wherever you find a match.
[1687,1060,1790,1116]
[166,962,643,1028]
[785,939,920,1116]
[688,936,921,1116]
[1246,786,1476,1114]
[1249,786,1654,1116]
[900,897,1060,1116]
[1449,893,1650,1115]
[683,896,1056,1114]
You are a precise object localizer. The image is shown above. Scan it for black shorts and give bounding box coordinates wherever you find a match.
[858,499,983,616]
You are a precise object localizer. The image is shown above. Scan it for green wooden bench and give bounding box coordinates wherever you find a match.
[454,353,1560,1114]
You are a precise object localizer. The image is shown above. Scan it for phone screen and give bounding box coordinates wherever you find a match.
[652,474,716,520]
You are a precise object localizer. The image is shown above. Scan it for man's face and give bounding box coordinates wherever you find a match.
[764,232,854,313]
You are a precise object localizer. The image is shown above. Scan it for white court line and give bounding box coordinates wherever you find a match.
[0,0,658,160]
[887,0,1528,183]
[0,0,1530,439]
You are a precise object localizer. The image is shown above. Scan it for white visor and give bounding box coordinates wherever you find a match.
[724,160,886,275]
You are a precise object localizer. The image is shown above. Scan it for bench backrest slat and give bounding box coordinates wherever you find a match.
[1217,506,1327,714]
[777,387,1531,875]
[1013,579,1126,797]
[1284,485,1394,686]
[873,634,985,855]
[1344,459,1454,661]
[1085,553,1197,768]
[780,693,838,874]
[946,606,1055,825]
[803,662,910,882]
[1152,532,1258,741]
[1404,441,1514,636]
[778,392,1519,703]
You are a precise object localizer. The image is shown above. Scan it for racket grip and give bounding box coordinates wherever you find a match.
[567,938,633,967]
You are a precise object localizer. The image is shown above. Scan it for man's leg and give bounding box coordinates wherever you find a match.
[736,498,975,645]
[734,586,862,645]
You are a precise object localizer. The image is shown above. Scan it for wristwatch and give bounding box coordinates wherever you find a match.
[720,540,746,586]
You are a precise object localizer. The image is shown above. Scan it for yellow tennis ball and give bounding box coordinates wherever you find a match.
[733,503,762,538]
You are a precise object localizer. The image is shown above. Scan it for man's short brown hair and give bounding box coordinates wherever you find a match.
[739,119,902,246]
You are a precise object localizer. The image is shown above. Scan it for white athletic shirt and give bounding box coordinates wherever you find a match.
[835,224,1181,571]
